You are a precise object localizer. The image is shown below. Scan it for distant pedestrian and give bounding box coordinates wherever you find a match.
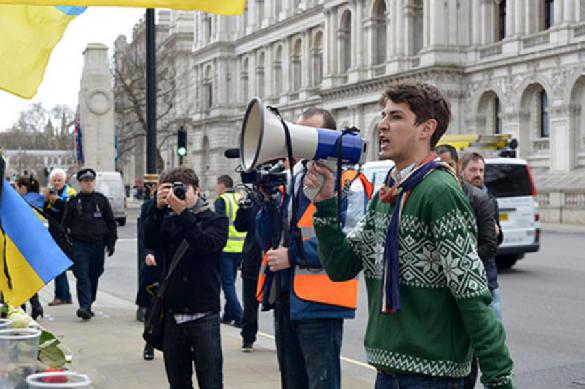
[61,168,117,321]
[43,168,76,306]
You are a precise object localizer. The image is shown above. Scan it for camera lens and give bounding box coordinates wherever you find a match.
[172,183,186,200]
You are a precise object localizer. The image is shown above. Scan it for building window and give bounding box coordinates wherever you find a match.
[373,0,387,65]
[496,0,506,41]
[292,39,302,92]
[339,10,352,73]
[495,97,502,134]
[540,90,550,138]
[257,53,265,97]
[241,58,249,103]
[257,0,264,26]
[312,32,323,86]
[273,46,283,95]
[543,0,554,30]
[204,67,213,109]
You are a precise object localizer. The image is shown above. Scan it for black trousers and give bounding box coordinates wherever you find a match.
[240,276,259,344]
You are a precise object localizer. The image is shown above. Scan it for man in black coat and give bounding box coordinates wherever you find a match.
[233,190,263,352]
[143,167,228,389]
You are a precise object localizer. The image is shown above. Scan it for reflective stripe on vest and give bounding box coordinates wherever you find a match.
[221,192,246,253]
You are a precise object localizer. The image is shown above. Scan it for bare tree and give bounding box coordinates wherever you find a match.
[113,42,189,169]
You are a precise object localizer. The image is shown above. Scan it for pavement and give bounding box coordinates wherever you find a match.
[35,274,375,389]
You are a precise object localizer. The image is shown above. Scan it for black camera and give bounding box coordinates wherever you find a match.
[172,182,186,200]
[48,187,57,196]
[240,162,287,190]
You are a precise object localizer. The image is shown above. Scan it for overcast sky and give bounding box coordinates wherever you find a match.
[0,7,145,132]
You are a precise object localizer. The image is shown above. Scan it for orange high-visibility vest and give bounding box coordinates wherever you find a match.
[257,170,373,310]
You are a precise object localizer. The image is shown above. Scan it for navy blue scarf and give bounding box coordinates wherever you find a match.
[380,158,447,314]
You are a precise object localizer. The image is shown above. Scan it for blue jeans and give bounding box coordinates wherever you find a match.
[163,314,223,389]
[54,271,72,302]
[71,241,105,310]
[219,252,243,323]
[274,304,343,389]
[375,372,464,389]
[490,288,502,321]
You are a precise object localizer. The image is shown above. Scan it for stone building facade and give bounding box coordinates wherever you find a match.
[114,0,585,221]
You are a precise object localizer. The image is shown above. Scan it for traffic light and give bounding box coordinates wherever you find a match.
[177,127,187,157]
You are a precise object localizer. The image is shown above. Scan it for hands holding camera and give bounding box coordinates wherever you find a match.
[157,182,198,215]
[42,187,60,203]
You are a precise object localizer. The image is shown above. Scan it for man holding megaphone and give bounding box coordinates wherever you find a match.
[252,107,372,389]
[305,83,515,389]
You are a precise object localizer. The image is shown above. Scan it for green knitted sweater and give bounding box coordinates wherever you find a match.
[313,169,514,388]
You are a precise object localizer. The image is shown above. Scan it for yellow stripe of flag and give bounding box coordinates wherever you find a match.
[0,5,80,98]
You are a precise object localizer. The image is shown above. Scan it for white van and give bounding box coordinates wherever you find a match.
[95,171,127,226]
[361,157,540,269]
[484,158,540,269]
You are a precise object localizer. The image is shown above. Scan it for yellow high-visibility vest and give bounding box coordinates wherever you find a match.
[220,192,246,253]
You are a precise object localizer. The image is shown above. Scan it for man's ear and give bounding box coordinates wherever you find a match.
[420,119,438,142]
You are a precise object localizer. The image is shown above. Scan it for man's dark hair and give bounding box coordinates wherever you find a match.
[460,152,485,170]
[435,144,459,163]
[161,167,199,188]
[379,83,451,148]
[217,174,233,189]
[300,107,337,130]
[16,175,40,193]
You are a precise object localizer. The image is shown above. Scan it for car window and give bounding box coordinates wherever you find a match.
[96,180,124,197]
[484,164,532,197]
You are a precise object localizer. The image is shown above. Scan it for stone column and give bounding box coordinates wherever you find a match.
[353,0,364,68]
[395,1,405,55]
[322,8,337,88]
[429,0,446,46]
[554,0,564,26]
[217,16,230,41]
[264,0,273,26]
[78,43,115,171]
[564,0,576,23]
[265,46,274,99]
[471,0,481,45]
[550,104,572,171]
[515,0,525,35]
[246,0,256,34]
[505,0,516,36]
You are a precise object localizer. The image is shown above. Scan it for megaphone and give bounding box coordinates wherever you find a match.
[240,97,368,171]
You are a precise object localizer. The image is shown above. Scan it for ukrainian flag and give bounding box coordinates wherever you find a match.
[0,175,73,306]
[0,5,86,98]
[0,0,244,13]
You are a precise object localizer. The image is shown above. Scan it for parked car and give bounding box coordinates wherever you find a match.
[95,171,127,226]
[362,157,540,269]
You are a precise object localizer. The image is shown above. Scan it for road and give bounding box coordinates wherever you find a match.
[101,208,585,388]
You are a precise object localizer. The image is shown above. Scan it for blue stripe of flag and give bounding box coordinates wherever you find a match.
[0,180,72,283]
[54,6,87,15]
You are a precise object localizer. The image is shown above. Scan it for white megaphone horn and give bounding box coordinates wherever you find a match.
[239,97,368,172]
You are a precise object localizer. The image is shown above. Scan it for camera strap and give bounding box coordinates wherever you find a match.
[266,106,309,267]
[335,127,360,227]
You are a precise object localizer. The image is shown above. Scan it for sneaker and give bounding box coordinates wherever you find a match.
[220,316,233,325]
[48,298,72,306]
[143,344,154,360]
[76,308,92,321]
[241,342,254,353]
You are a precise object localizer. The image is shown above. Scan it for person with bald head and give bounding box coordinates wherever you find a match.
[43,168,77,306]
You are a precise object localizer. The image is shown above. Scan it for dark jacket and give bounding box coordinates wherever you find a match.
[461,181,498,290]
[61,191,117,249]
[143,201,229,315]
[233,193,262,280]
[135,199,163,307]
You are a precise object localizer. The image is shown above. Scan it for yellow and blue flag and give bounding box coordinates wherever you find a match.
[0,158,73,306]
[0,0,245,13]
[0,5,86,98]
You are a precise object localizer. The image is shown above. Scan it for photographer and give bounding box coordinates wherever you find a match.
[233,189,263,352]
[256,108,372,389]
[143,167,228,389]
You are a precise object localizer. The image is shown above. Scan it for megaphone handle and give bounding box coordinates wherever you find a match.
[302,160,336,202]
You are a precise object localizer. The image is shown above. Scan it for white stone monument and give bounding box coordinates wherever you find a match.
[78,43,115,172]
